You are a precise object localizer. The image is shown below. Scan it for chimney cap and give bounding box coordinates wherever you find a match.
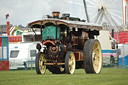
[52,11,60,18]
[52,11,60,14]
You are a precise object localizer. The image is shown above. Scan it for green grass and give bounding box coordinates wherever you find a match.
[0,68,128,85]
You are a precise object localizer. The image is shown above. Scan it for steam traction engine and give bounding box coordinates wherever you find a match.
[28,12,103,74]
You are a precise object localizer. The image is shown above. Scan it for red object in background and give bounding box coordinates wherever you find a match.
[113,31,128,44]
[0,38,2,47]
[0,61,9,71]
[126,0,128,2]
[9,36,22,42]
[7,21,10,36]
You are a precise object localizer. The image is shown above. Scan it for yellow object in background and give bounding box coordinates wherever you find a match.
[124,28,126,31]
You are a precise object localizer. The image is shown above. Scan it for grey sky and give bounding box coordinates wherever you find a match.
[0,0,123,27]
[0,0,86,26]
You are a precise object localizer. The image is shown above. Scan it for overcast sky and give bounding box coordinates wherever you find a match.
[0,0,123,27]
[0,0,86,26]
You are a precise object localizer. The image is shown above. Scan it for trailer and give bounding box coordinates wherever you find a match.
[28,12,103,74]
[9,42,43,69]
[118,44,128,68]
[96,30,117,66]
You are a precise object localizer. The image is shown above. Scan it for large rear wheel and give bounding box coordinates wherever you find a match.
[65,51,76,74]
[84,39,102,74]
[35,52,46,74]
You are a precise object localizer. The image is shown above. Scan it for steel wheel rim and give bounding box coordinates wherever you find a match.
[39,54,46,74]
[92,41,102,73]
[68,52,75,74]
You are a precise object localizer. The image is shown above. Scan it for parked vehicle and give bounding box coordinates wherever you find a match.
[96,30,117,66]
[118,44,128,68]
[9,42,43,69]
[28,12,103,74]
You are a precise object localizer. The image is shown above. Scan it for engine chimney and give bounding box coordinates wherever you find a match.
[52,11,60,19]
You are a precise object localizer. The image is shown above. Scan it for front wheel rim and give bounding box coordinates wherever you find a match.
[39,54,46,74]
[68,52,75,74]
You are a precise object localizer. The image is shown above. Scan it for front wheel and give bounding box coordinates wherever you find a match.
[35,52,46,75]
[65,51,76,74]
[83,39,102,74]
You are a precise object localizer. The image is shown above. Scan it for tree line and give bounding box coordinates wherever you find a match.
[0,24,28,28]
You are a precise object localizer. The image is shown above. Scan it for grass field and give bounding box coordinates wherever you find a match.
[0,68,128,85]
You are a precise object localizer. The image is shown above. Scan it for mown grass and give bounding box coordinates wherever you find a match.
[0,68,128,85]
